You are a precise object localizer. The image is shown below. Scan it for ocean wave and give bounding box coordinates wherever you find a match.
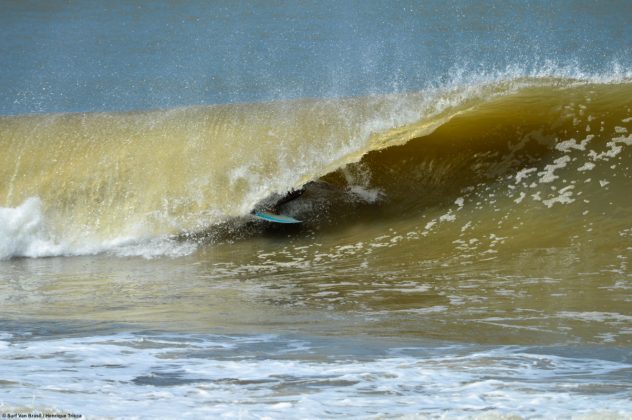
[1,73,631,259]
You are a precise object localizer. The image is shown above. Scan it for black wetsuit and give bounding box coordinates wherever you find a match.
[271,188,305,212]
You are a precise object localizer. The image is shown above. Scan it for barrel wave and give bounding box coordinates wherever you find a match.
[1,76,631,259]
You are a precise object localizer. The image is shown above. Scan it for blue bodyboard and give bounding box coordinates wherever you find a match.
[253,211,302,224]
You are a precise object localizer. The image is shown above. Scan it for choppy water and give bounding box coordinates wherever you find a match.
[1,329,631,418]
[1,1,632,418]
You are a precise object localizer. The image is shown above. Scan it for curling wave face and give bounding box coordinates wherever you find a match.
[1,75,631,259]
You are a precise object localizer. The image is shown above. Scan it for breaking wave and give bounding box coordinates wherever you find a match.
[1,71,631,259]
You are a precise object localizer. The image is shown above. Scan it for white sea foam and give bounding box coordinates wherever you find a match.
[515,167,538,183]
[578,162,596,171]
[543,185,576,208]
[0,332,630,418]
[538,155,572,183]
[556,135,594,152]
[557,311,632,323]
[0,197,196,260]
[0,197,61,260]
[514,192,526,204]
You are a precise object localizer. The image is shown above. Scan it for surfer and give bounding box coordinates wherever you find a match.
[269,187,305,214]
[252,181,336,223]
[249,187,305,224]
[269,180,339,213]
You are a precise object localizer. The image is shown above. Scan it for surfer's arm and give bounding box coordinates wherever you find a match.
[270,188,305,213]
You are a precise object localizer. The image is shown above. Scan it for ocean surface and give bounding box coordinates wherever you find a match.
[1,1,632,418]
